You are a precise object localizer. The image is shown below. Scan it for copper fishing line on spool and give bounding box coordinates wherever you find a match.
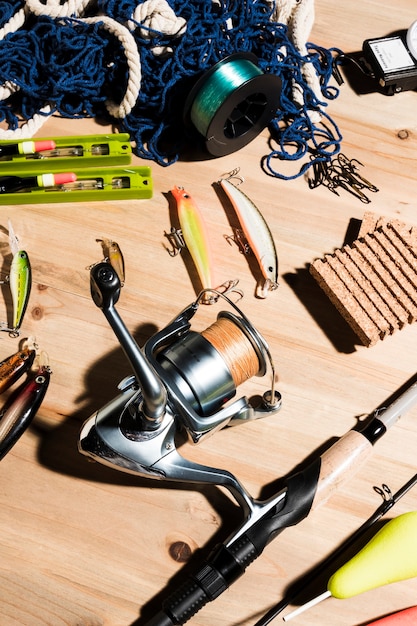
[201,315,260,387]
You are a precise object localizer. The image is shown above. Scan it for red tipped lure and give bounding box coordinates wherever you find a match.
[0,364,51,460]
[170,186,216,302]
[218,174,278,298]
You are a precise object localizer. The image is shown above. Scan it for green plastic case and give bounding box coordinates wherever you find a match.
[0,133,133,172]
[0,166,153,204]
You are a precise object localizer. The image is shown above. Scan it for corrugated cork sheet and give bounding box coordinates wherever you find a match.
[310,212,417,347]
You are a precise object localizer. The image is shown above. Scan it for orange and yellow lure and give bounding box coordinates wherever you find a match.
[169,186,217,303]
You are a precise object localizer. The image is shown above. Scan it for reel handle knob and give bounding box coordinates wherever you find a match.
[90,262,121,309]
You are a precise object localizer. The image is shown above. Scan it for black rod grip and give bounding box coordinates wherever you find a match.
[145,537,258,625]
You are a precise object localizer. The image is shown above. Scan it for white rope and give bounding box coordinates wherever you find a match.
[0,104,52,139]
[0,7,26,40]
[266,0,321,120]
[0,78,51,140]
[269,0,299,26]
[0,6,142,139]
[25,0,93,18]
[0,0,94,139]
[0,81,20,101]
[289,0,322,115]
[81,16,141,118]
[129,0,186,56]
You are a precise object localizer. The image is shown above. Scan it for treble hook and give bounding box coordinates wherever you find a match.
[196,279,244,305]
[306,158,328,189]
[306,158,341,196]
[219,167,245,186]
[336,154,379,193]
[163,227,186,257]
[224,228,251,255]
[333,174,372,203]
[217,278,244,301]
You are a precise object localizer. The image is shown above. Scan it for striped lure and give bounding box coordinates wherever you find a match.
[218,175,278,298]
[0,346,36,394]
[0,364,51,460]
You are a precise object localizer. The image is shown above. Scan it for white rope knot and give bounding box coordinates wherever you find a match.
[131,0,187,38]
[129,0,187,56]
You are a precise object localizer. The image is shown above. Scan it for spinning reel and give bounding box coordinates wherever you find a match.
[79,263,281,512]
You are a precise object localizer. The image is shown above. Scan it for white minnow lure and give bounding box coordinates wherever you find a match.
[218,176,279,298]
[1,220,32,336]
[170,185,217,303]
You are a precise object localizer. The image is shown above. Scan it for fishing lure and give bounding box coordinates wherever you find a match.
[169,185,217,303]
[97,238,125,286]
[218,171,279,298]
[0,364,51,460]
[1,220,32,336]
[0,346,36,395]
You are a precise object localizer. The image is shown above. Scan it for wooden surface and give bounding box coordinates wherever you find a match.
[2,2,417,625]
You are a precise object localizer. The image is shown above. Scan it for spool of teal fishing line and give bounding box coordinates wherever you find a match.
[185,54,282,156]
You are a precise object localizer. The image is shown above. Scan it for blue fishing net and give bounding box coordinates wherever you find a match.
[0,0,24,28]
[0,15,128,126]
[0,0,342,177]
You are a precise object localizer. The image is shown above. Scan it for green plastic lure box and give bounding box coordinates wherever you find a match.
[0,133,133,172]
[0,166,153,204]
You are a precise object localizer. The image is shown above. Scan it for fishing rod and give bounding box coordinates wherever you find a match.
[143,379,417,626]
[77,261,417,626]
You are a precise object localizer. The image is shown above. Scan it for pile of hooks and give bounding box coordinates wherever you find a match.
[307,153,379,203]
[0,0,344,177]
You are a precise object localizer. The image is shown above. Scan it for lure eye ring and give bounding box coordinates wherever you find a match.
[35,375,46,384]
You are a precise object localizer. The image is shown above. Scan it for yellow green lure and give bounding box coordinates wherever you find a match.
[170,186,216,303]
[1,220,32,336]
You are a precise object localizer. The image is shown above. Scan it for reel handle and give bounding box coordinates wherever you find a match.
[90,262,167,423]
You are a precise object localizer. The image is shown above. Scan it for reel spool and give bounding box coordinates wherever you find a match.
[156,311,268,417]
[184,53,282,157]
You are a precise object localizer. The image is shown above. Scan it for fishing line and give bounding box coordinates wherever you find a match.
[156,308,269,416]
[184,54,282,157]
[201,314,261,386]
